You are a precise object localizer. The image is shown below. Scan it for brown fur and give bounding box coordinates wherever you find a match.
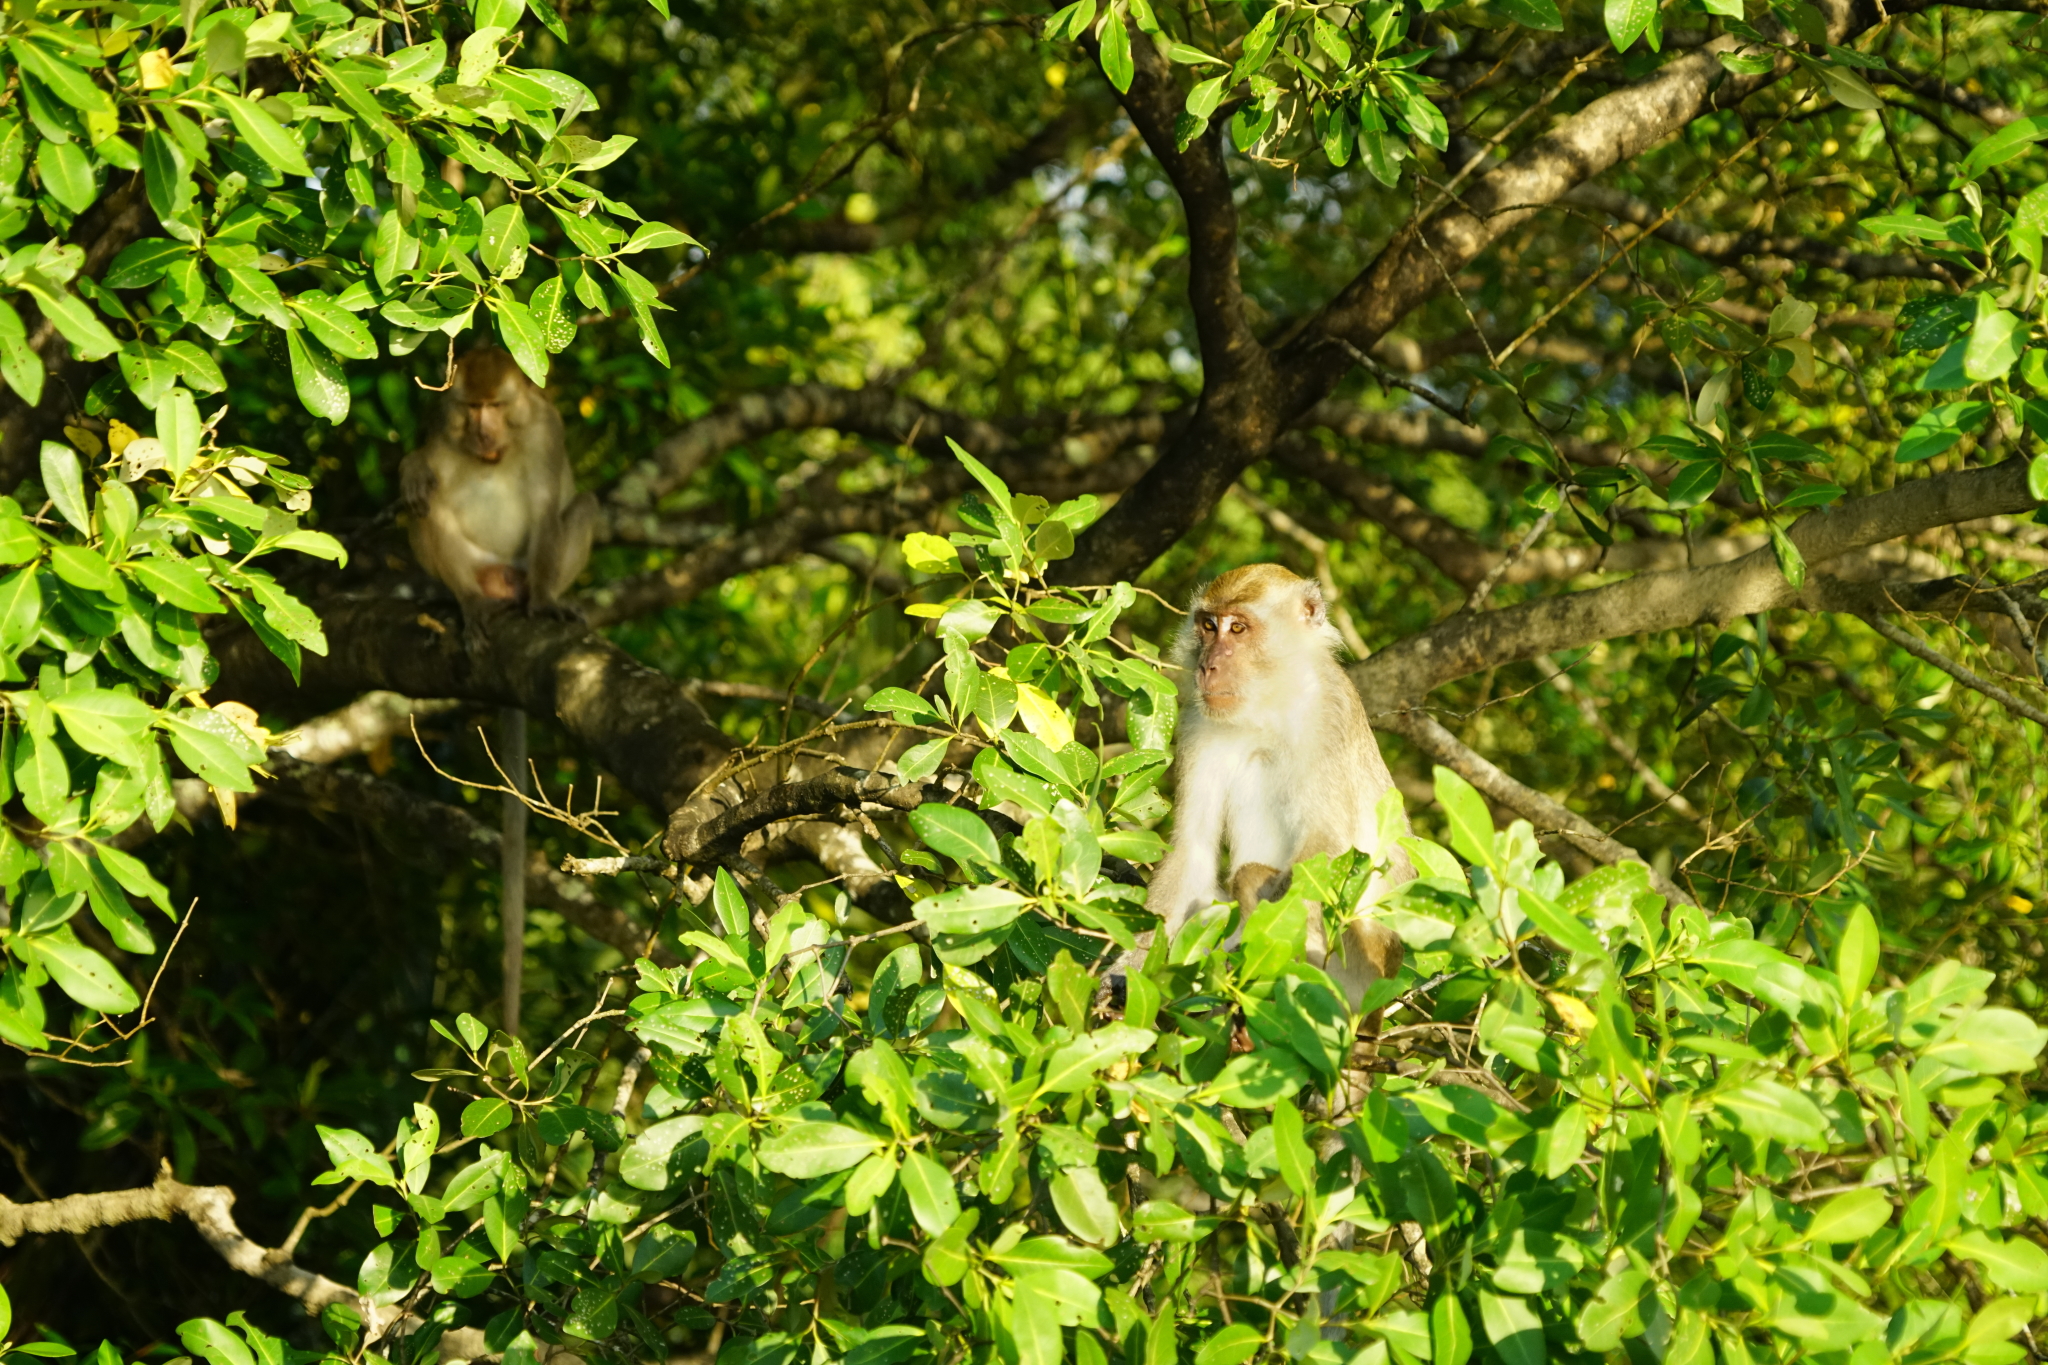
[400,348,596,625]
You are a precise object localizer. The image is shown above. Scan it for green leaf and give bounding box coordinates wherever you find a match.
[1477,1291,1545,1365]
[49,544,120,597]
[1270,1098,1315,1199]
[215,91,312,176]
[1896,401,1992,462]
[621,221,700,253]
[159,712,261,792]
[50,689,155,765]
[1132,1199,1219,1243]
[0,298,45,406]
[1805,1186,1891,1243]
[479,203,530,276]
[288,293,377,360]
[178,1319,255,1365]
[38,441,90,535]
[159,386,201,475]
[1491,0,1563,29]
[1039,1023,1154,1093]
[910,804,1002,868]
[285,328,350,425]
[1834,903,1878,1004]
[35,139,96,213]
[493,294,549,387]
[1193,1324,1262,1365]
[462,1097,514,1138]
[1713,1079,1828,1147]
[13,39,113,116]
[128,554,225,613]
[24,925,140,1014]
[758,1121,883,1177]
[1098,9,1133,92]
[18,276,118,359]
[1964,307,2024,382]
[921,1206,980,1286]
[899,1149,961,1236]
[1603,0,1654,50]
[1432,1293,1475,1365]
[916,884,1028,934]
[1049,1165,1118,1245]
[1432,766,1495,866]
[1948,1229,2048,1292]
[1205,1049,1311,1107]
[1960,114,2048,181]
[1818,65,1883,110]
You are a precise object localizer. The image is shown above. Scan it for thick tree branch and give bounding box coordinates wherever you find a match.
[0,1165,386,1328]
[212,606,731,817]
[1094,22,1260,383]
[1379,708,1696,905]
[663,769,934,865]
[1352,459,2037,704]
[1064,0,1896,584]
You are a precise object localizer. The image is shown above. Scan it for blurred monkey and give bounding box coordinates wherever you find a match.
[402,348,595,1037]
[401,347,595,630]
[1145,563,1411,1014]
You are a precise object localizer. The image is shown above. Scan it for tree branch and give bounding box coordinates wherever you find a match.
[263,751,656,960]
[1860,614,2048,728]
[1379,707,1696,905]
[1064,0,1897,584]
[1561,183,1954,281]
[212,606,732,817]
[0,1165,386,1329]
[1352,459,2037,703]
[1092,21,1260,383]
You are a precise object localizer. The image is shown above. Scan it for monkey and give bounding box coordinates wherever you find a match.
[1143,563,1413,1015]
[400,346,596,633]
[400,347,596,1038]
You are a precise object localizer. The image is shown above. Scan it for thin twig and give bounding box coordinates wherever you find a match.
[1863,614,2048,728]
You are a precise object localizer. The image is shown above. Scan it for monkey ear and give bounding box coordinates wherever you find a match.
[1300,581,1328,627]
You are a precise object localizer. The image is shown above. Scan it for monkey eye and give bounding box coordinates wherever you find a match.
[1198,618,1216,633]
[1229,620,1247,634]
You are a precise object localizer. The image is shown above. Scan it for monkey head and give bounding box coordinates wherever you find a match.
[1179,563,1343,719]
[446,347,541,463]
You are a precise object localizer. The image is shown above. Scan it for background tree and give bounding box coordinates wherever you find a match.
[2,0,2048,1352]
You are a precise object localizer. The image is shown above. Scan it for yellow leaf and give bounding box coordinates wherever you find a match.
[2006,893,2032,914]
[106,420,138,456]
[138,48,175,90]
[1547,991,1597,1037]
[905,603,948,618]
[1015,683,1074,749]
[903,532,960,574]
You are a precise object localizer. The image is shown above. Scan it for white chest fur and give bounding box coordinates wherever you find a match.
[453,462,534,562]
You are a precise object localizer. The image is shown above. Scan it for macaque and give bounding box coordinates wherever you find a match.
[401,347,596,631]
[1145,563,1412,1012]
[400,348,595,1038]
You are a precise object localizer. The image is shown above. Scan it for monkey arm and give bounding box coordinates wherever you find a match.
[399,445,440,517]
[529,491,596,611]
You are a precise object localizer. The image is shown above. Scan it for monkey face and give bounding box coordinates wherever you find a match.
[463,395,511,462]
[1185,564,1338,719]
[1193,609,1259,714]
[449,348,534,463]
